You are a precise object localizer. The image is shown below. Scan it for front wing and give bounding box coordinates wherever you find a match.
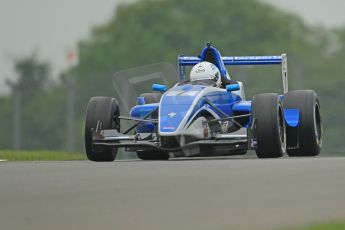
[92,128,249,153]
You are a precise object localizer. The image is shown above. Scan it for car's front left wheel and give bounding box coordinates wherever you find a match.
[85,97,120,162]
[252,93,286,158]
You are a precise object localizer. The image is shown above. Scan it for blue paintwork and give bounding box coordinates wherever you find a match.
[226,84,240,92]
[179,55,282,66]
[136,122,156,133]
[132,82,245,134]
[178,44,282,80]
[159,85,242,133]
[232,101,252,112]
[152,83,167,92]
[159,85,201,132]
[199,46,228,77]
[232,101,252,128]
[284,108,300,127]
[204,91,241,116]
[130,103,159,133]
[137,96,145,105]
[131,104,158,118]
[222,56,282,65]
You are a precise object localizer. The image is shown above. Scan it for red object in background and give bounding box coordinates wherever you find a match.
[66,49,79,66]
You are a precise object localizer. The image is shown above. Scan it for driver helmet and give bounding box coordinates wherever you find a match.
[190,61,221,87]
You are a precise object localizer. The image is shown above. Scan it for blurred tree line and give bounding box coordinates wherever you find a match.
[0,0,344,153]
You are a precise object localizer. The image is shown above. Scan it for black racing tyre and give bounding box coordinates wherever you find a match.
[139,93,162,104]
[252,93,286,158]
[137,150,169,160]
[85,97,120,162]
[283,90,322,156]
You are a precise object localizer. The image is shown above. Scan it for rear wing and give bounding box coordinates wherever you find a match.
[178,54,288,93]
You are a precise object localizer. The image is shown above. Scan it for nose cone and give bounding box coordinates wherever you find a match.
[159,85,204,133]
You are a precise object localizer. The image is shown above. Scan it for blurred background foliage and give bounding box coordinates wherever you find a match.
[0,0,344,153]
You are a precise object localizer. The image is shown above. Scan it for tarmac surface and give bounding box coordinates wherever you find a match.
[0,156,344,230]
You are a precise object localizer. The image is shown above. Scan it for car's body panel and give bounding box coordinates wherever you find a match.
[130,104,158,133]
[232,101,252,112]
[158,85,242,136]
[284,108,300,127]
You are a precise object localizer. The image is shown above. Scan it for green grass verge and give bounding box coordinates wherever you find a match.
[0,150,86,161]
[287,221,345,230]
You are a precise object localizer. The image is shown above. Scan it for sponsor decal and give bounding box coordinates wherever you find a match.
[221,121,229,133]
[196,67,205,73]
[223,56,281,60]
[168,112,177,118]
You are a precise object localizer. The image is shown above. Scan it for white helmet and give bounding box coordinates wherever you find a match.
[190,61,221,87]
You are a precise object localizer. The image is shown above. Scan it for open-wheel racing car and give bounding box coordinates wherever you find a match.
[85,42,322,161]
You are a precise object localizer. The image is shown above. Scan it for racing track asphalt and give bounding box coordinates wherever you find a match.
[0,156,344,230]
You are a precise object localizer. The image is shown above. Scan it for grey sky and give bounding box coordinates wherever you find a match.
[260,0,345,27]
[0,0,132,94]
[1,0,345,94]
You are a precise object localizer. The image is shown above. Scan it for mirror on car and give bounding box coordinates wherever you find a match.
[226,83,240,92]
[152,83,167,92]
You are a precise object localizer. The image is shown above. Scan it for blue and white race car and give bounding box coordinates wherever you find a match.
[85,42,322,161]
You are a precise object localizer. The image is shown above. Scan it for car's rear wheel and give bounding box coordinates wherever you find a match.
[252,93,286,158]
[85,97,120,162]
[283,90,322,156]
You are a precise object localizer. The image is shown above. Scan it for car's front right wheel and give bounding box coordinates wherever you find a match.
[283,90,322,156]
